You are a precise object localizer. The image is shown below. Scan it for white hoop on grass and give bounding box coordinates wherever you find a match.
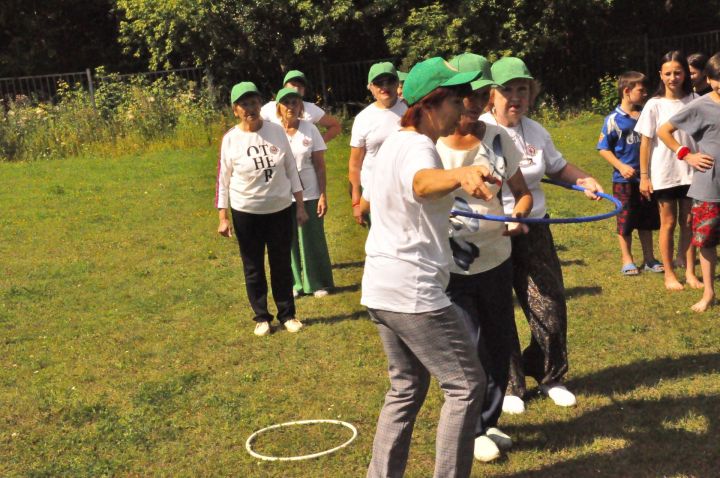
[245,419,358,461]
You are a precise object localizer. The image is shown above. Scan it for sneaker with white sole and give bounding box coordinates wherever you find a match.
[293,289,300,298]
[486,427,512,451]
[474,435,501,462]
[254,321,272,336]
[540,384,577,407]
[502,395,525,414]
[313,289,329,298]
[283,318,304,333]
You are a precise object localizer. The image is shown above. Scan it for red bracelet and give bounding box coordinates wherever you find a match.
[676,146,691,160]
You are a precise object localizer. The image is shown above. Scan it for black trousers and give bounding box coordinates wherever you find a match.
[508,222,569,397]
[231,207,295,323]
[447,258,517,436]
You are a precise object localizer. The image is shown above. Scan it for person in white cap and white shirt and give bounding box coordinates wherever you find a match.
[348,61,407,226]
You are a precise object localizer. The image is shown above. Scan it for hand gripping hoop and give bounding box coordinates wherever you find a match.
[245,419,358,461]
[450,178,622,224]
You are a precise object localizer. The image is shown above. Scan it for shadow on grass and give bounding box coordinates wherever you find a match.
[507,352,720,477]
[332,260,364,270]
[565,285,602,299]
[332,283,361,294]
[559,259,586,266]
[302,310,367,326]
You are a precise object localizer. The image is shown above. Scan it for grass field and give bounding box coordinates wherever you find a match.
[1,114,719,477]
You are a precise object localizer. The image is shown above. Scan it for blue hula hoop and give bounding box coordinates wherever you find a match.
[450,178,623,224]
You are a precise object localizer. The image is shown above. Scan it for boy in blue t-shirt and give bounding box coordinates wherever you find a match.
[597,71,662,276]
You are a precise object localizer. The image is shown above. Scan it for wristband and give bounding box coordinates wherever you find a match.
[676,146,690,160]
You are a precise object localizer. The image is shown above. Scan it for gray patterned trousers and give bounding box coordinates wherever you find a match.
[366,305,486,478]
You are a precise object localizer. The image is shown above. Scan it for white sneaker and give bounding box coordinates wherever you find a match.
[486,427,512,451]
[473,435,501,462]
[540,384,577,407]
[292,289,300,298]
[502,395,525,414]
[253,321,271,336]
[283,318,304,333]
[313,289,329,298]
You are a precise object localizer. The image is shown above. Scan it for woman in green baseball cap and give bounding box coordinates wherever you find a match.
[437,52,533,463]
[274,87,335,299]
[480,57,603,413]
[215,82,309,337]
[348,61,407,226]
[260,69,342,143]
[361,57,498,478]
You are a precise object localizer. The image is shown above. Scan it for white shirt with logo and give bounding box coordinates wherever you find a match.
[436,124,522,274]
[634,96,695,191]
[361,130,453,314]
[286,120,327,201]
[480,113,567,218]
[215,122,303,214]
[350,101,408,188]
[261,101,325,125]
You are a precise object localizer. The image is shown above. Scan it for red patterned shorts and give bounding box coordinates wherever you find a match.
[691,200,720,248]
[613,182,660,236]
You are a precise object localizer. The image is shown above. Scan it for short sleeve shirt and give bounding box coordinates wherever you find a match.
[436,124,523,274]
[286,120,327,201]
[350,101,408,188]
[480,113,567,217]
[597,106,642,183]
[670,95,720,202]
[361,130,453,313]
[261,100,326,124]
[634,96,695,190]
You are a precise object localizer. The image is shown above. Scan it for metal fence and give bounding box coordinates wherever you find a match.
[3,29,719,110]
[0,67,206,105]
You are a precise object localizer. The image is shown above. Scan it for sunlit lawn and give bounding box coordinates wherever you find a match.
[1,115,718,477]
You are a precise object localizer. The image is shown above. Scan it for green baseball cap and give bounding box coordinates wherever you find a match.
[449,53,498,90]
[397,71,408,82]
[368,62,398,84]
[491,57,534,86]
[230,82,260,104]
[283,70,307,86]
[403,57,481,106]
[275,87,302,104]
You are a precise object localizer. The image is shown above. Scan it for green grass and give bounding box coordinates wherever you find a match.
[1,115,719,477]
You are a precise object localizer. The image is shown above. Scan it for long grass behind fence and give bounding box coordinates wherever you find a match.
[0,73,224,163]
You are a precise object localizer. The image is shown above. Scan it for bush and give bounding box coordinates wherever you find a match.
[0,71,220,162]
[591,74,618,115]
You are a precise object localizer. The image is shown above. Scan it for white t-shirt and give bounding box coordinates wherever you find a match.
[634,96,696,190]
[480,113,567,217]
[436,124,522,274]
[350,101,408,188]
[286,120,327,201]
[261,100,325,125]
[215,122,303,214]
[361,130,453,313]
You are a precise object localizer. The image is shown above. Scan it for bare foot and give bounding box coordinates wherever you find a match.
[686,275,704,289]
[665,273,684,291]
[691,296,715,313]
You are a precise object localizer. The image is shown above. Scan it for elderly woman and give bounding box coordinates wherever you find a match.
[348,62,407,226]
[438,53,533,463]
[480,57,603,412]
[215,82,308,337]
[274,87,334,298]
[261,70,342,143]
[361,57,496,478]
